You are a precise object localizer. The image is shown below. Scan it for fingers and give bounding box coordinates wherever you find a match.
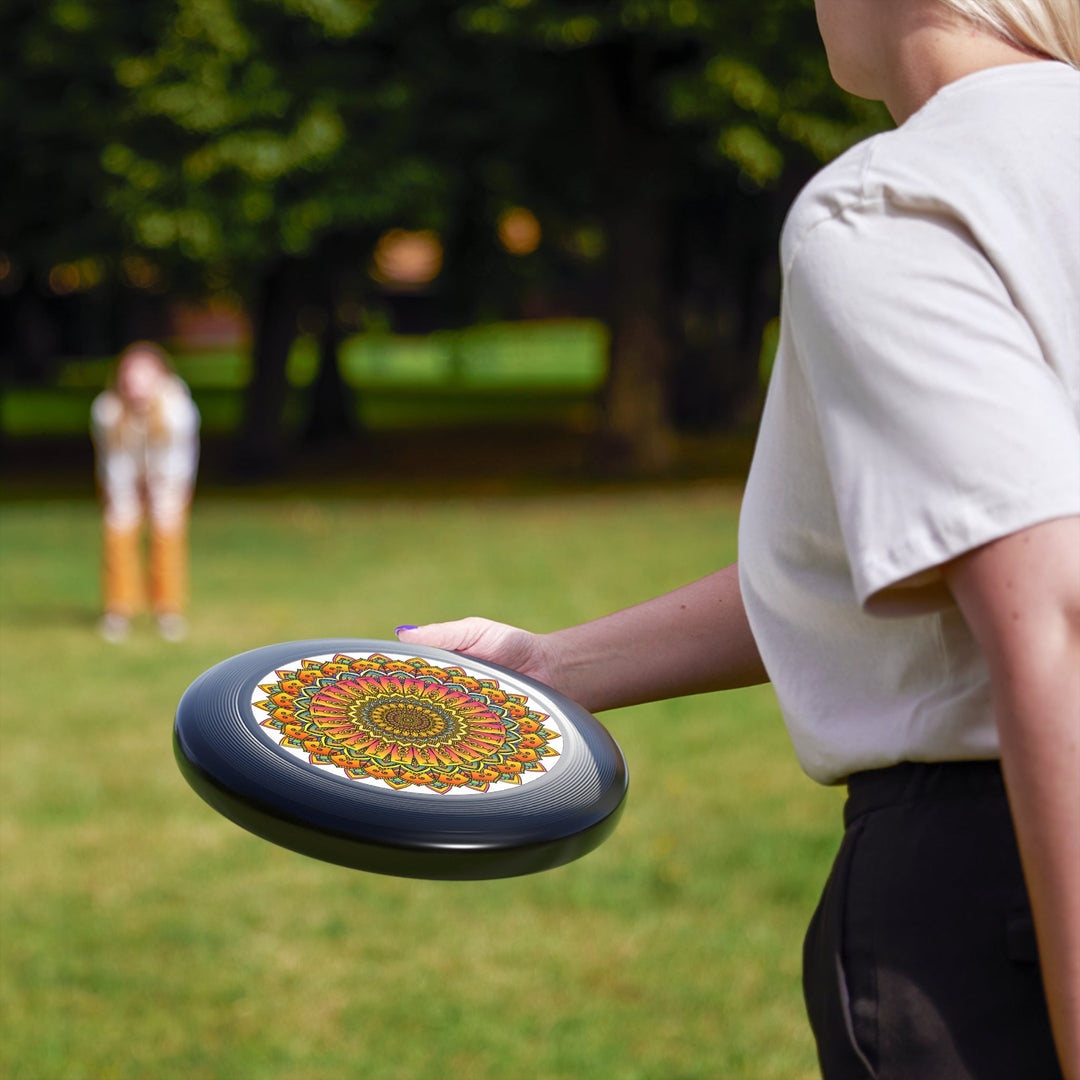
[395,620,457,650]
[395,617,495,654]
[394,617,545,677]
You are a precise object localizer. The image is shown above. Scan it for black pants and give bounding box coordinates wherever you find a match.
[803,761,1063,1080]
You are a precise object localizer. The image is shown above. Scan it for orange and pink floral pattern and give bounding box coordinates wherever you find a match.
[253,653,561,794]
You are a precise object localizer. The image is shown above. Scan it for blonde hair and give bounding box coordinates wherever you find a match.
[938,0,1080,66]
[116,340,174,377]
[112,341,179,443]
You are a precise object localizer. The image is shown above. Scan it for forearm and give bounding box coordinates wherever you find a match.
[946,517,1080,1078]
[541,562,768,713]
[994,645,1080,1079]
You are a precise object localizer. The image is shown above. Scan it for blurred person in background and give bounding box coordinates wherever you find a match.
[91,342,200,643]
[398,0,1080,1077]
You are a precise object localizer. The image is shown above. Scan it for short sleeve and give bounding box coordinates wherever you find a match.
[787,202,1080,613]
[147,382,200,494]
[90,391,122,442]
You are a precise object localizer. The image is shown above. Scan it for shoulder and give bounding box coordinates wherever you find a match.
[91,390,123,429]
[159,376,199,425]
[780,136,882,271]
[781,61,1080,275]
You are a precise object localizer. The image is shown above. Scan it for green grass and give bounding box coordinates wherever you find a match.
[0,486,842,1079]
[0,384,603,436]
[2,320,609,436]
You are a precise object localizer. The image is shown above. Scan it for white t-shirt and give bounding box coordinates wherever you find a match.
[739,62,1080,785]
[92,376,200,531]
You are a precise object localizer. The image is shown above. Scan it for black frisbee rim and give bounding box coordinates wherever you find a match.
[173,638,628,880]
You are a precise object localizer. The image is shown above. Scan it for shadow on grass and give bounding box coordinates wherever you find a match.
[1,426,758,503]
[1,604,101,630]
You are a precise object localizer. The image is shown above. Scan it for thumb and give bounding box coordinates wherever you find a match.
[395,618,490,653]
[394,617,540,674]
[395,618,557,690]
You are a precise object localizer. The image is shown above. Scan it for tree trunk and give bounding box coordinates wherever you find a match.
[585,42,677,474]
[232,257,304,479]
[668,187,781,432]
[302,303,355,447]
[603,189,675,471]
[2,278,60,384]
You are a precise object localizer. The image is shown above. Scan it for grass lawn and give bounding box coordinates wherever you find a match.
[1,320,610,437]
[0,484,842,1079]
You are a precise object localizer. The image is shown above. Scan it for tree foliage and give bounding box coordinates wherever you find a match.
[1,0,890,470]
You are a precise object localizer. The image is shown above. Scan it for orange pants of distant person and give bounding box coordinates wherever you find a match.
[102,514,190,618]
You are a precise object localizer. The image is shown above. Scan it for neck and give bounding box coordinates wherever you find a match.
[882,7,1046,124]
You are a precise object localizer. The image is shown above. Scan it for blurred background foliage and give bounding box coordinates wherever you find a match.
[0,11,875,1073]
[1,0,890,475]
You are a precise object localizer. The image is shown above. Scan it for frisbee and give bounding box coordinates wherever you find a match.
[173,639,628,880]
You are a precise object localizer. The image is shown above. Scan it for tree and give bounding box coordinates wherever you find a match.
[0,0,178,379]
[93,0,557,471]
[452,0,890,469]
[2,0,889,473]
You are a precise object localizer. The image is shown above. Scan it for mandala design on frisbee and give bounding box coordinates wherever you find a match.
[252,653,561,794]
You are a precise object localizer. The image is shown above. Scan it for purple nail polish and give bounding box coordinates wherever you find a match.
[395,625,418,634]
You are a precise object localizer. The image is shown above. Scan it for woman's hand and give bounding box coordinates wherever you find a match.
[396,618,563,689]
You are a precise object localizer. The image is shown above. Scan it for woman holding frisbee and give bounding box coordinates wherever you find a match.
[399,0,1079,1075]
